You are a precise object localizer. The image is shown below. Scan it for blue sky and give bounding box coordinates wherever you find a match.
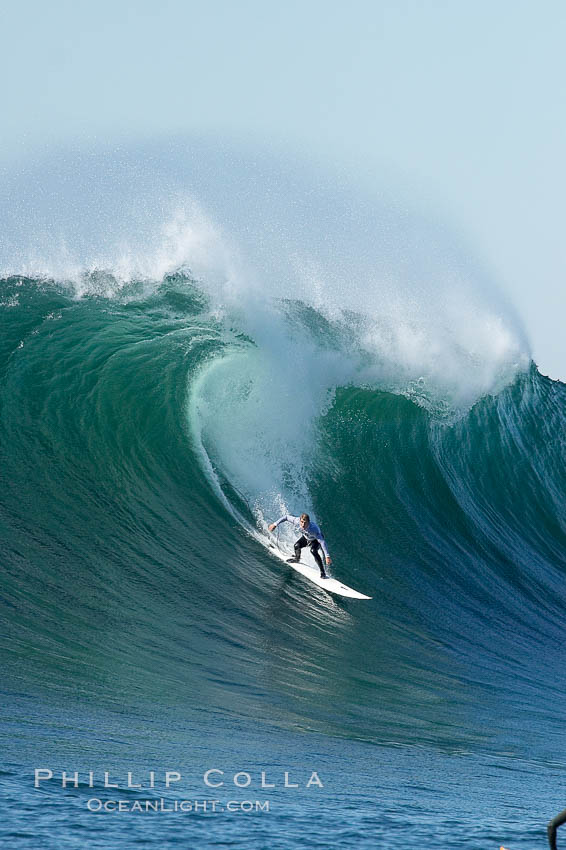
[2,0,565,378]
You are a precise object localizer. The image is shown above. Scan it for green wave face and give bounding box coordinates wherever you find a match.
[1,271,563,764]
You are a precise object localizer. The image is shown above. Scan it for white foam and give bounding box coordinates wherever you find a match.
[0,143,531,518]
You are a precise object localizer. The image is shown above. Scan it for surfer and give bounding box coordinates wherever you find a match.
[548,808,566,849]
[268,513,332,579]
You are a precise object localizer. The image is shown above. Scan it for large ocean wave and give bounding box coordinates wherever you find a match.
[3,144,566,774]
[1,270,564,768]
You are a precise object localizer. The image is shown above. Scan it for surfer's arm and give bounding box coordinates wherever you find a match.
[268,515,297,532]
[312,526,331,562]
[317,534,330,558]
[318,535,331,562]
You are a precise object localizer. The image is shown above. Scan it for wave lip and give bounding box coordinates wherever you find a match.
[0,140,530,405]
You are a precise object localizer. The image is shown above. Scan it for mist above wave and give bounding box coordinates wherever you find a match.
[0,137,530,412]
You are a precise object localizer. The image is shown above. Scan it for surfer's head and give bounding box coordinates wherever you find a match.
[300,513,310,529]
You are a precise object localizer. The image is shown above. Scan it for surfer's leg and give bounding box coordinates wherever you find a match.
[293,536,308,561]
[309,541,327,578]
[548,808,566,850]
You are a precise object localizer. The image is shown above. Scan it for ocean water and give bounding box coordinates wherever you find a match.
[1,144,565,848]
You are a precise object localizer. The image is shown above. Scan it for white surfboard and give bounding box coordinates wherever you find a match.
[267,538,371,600]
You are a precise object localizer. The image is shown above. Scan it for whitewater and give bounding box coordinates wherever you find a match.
[1,141,565,849]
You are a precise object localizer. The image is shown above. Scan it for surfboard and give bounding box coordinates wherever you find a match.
[267,537,371,600]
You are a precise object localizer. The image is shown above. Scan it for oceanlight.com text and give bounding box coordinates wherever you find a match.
[86,798,270,813]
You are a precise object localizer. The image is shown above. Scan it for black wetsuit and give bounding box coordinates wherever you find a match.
[294,536,326,577]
